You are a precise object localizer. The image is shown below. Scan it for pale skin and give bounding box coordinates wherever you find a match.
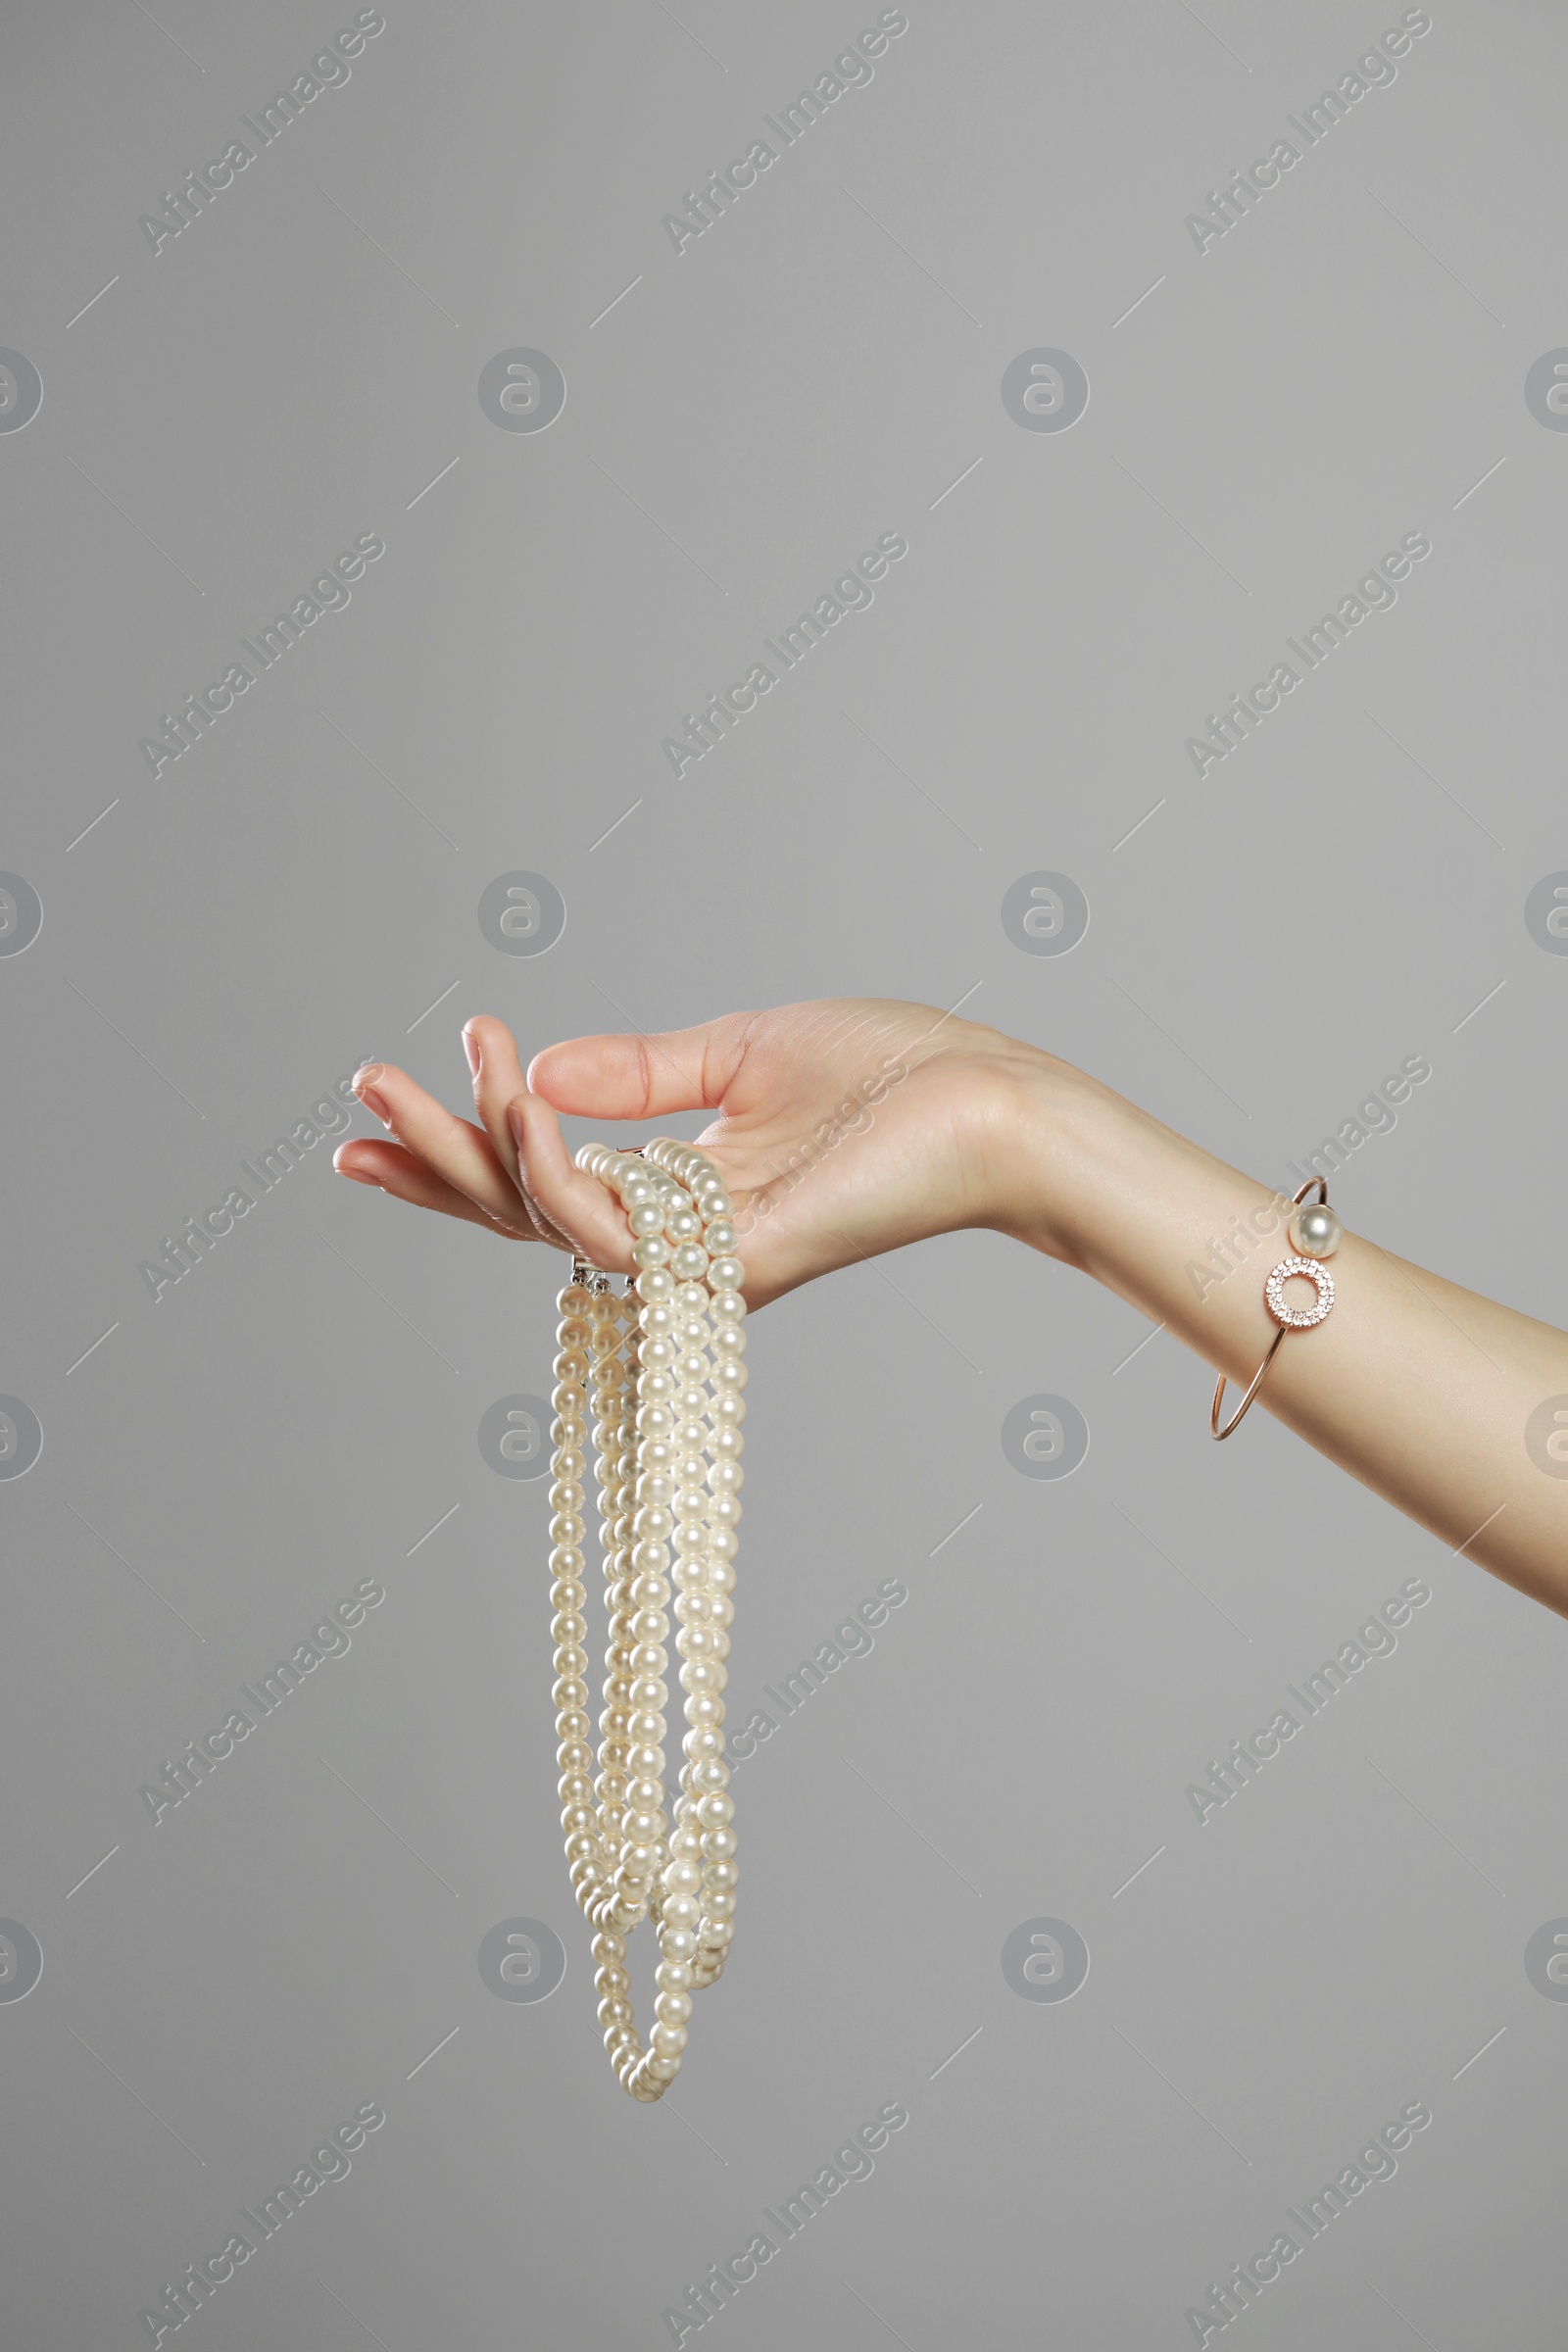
[332,999,1568,1619]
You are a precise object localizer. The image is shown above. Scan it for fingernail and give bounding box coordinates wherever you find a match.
[353,1062,385,1096]
[337,1165,385,1189]
[462,1024,481,1077]
[507,1101,525,1152]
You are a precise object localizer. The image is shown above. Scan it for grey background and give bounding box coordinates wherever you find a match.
[3,0,1566,2343]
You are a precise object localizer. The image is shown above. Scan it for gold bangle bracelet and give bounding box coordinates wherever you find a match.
[1209,1178,1343,1441]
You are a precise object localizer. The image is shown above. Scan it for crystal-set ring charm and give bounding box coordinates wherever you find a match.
[1264,1255,1335,1329]
[1210,1177,1341,1442]
[548,1137,744,2103]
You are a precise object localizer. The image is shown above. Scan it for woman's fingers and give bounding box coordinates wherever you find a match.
[507,1089,640,1272]
[464,1015,531,1180]
[332,1137,535,1238]
[346,1059,530,1230]
[525,1012,758,1120]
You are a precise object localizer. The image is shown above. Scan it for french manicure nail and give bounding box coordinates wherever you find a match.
[463,1026,481,1077]
[507,1102,525,1151]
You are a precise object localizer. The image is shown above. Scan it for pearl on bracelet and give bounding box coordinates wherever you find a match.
[552,1138,746,2103]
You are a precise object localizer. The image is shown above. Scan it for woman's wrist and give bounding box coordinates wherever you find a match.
[978,1042,1145,1270]
[980,1040,1291,1364]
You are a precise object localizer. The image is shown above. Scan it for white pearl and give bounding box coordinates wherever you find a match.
[1288,1201,1343,1258]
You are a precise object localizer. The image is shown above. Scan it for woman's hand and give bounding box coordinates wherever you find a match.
[332,998,1062,1306]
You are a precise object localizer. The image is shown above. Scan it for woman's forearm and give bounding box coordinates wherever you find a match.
[995,1052,1568,1614]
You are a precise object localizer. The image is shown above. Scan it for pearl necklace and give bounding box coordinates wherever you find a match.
[549,1138,745,2102]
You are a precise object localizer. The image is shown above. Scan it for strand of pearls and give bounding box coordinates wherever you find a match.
[548,1138,746,2102]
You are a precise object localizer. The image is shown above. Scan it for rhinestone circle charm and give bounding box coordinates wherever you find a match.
[1264,1255,1335,1330]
